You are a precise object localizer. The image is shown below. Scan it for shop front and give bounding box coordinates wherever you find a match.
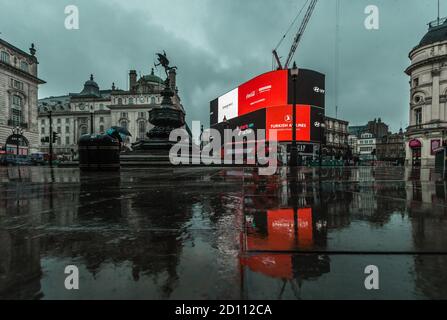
[409,139,422,167]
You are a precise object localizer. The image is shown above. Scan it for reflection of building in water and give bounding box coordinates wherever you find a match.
[349,167,378,218]
[0,167,81,226]
[403,166,447,299]
[409,179,447,299]
[405,167,438,204]
[0,230,42,299]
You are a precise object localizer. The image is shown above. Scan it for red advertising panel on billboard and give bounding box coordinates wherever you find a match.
[238,70,288,117]
[266,105,311,142]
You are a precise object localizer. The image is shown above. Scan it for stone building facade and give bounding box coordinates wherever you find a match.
[38,68,185,156]
[0,38,45,154]
[365,118,389,140]
[405,18,447,166]
[323,116,349,158]
[376,129,406,164]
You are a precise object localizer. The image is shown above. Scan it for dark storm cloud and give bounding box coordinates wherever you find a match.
[0,0,441,131]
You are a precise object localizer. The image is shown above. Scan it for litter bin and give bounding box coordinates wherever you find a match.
[78,134,120,171]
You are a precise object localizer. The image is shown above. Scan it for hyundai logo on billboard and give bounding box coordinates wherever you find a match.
[310,106,325,142]
[288,69,325,108]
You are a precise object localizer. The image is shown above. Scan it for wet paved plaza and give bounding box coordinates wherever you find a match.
[1,165,447,299]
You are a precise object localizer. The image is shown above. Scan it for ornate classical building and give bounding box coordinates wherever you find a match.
[0,38,45,154]
[323,116,349,158]
[405,18,447,166]
[38,68,185,155]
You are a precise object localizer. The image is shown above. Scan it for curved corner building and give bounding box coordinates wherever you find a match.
[406,18,447,166]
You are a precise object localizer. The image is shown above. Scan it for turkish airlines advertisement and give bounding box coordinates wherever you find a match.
[266,105,311,141]
[213,105,324,143]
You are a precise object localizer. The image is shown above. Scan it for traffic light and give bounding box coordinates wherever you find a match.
[52,131,59,143]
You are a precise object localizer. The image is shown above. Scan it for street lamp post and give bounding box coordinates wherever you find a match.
[289,62,299,167]
[48,110,53,167]
[319,121,325,168]
[90,106,94,134]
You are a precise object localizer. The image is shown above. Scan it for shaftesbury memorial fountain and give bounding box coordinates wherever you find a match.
[131,52,186,155]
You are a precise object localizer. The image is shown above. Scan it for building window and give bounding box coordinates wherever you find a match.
[1,51,10,63]
[100,117,104,123]
[57,118,61,124]
[139,112,145,119]
[99,125,105,133]
[413,77,419,87]
[118,98,123,105]
[11,95,23,126]
[11,79,24,90]
[120,120,128,130]
[65,118,70,124]
[20,61,28,72]
[57,127,61,134]
[121,112,128,119]
[66,126,70,133]
[138,121,146,140]
[41,119,45,125]
[66,136,70,145]
[80,125,88,136]
[415,108,422,126]
[41,127,45,134]
[151,97,156,104]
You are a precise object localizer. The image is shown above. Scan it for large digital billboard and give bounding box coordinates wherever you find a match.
[210,68,325,128]
[210,68,325,144]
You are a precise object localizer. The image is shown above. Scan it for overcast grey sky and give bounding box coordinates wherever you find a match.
[0,0,441,132]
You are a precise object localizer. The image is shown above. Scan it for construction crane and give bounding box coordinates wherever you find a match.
[272,0,318,70]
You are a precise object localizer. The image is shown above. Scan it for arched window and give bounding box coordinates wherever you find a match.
[11,95,23,126]
[80,125,88,136]
[129,98,134,105]
[151,97,156,104]
[0,51,10,64]
[138,121,146,140]
[20,61,28,72]
[118,98,123,105]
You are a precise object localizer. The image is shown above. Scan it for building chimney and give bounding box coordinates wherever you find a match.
[168,68,176,92]
[129,70,137,91]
